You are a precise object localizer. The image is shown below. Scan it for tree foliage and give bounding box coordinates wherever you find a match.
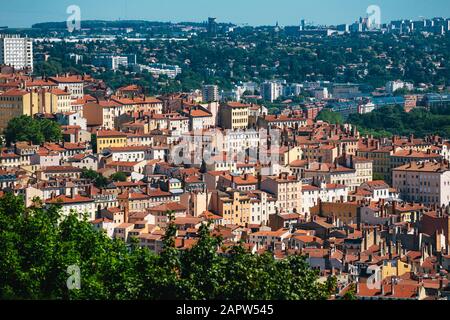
[81,169,108,188]
[317,109,344,124]
[30,31,450,95]
[341,284,357,301]
[0,193,330,300]
[348,105,450,138]
[4,116,62,146]
[110,172,128,182]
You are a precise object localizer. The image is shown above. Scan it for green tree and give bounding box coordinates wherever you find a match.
[39,119,63,143]
[373,173,386,181]
[110,172,127,182]
[0,193,331,300]
[4,116,62,146]
[4,116,44,146]
[81,169,108,188]
[341,284,358,300]
[348,105,450,139]
[317,109,343,124]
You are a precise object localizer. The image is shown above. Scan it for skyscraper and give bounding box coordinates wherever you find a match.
[0,34,33,72]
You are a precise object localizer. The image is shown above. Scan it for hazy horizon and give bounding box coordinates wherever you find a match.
[1,0,450,28]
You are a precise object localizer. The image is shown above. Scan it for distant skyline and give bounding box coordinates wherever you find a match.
[1,0,450,28]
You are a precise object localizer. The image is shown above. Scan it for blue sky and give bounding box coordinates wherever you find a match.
[1,0,450,28]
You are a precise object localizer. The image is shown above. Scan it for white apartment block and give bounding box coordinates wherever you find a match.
[105,146,150,162]
[0,34,33,72]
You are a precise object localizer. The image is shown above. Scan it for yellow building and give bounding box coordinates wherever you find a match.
[38,89,72,114]
[381,260,411,280]
[96,130,128,153]
[47,89,72,113]
[210,189,251,225]
[0,89,39,132]
[220,102,249,130]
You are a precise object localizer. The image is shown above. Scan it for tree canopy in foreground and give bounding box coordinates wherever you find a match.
[0,193,333,300]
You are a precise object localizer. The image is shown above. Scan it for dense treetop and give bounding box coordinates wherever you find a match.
[4,115,62,146]
[0,193,334,300]
[348,105,450,138]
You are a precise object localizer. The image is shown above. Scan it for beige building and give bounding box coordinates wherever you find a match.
[390,149,442,179]
[45,89,72,113]
[210,189,251,225]
[257,114,308,129]
[302,144,338,164]
[350,157,374,186]
[219,102,249,130]
[393,162,450,207]
[304,163,355,189]
[0,89,39,132]
[261,173,302,214]
[357,140,394,182]
[48,76,84,100]
[83,101,123,130]
[310,201,359,225]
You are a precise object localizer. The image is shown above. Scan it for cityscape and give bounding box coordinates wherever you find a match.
[2,1,450,308]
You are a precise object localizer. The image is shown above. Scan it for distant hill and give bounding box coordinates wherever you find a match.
[31,20,232,30]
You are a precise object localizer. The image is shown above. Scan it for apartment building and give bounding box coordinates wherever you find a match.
[357,140,394,182]
[304,163,366,191]
[258,114,308,129]
[222,129,260,155]
[44,89,72,113]
[248,190,277,226]
[301,183,349,217]
[186,108,214,131]
[390,149,442,175]
[202,84,219,103]
[0,34,33,72]
[310,201,360,225]
[0,89,39,132]
[96,130,128,153]
[260,81,283,102]
[210,189,251,225]
[45,194,96,221]
[219,102,249,130]
[302,144,338,163]
[261,173,302,214]
[393,161,450,207]
[48,75,84,100]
